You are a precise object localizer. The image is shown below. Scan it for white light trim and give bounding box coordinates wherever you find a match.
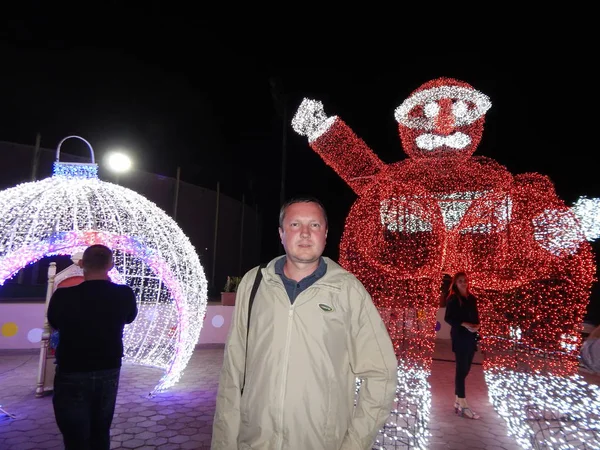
[395,85,491,129]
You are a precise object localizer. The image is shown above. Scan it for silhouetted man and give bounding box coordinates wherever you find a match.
[48,244,138,450]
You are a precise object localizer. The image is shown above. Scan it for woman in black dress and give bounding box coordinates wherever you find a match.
[444,271,480,419]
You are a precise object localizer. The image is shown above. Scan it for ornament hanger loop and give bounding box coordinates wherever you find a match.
[55,135,96,164]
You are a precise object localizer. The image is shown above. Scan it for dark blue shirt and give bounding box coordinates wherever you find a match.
[274,257,327,304]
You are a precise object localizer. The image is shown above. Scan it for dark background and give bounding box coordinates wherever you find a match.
[1,12,598,320]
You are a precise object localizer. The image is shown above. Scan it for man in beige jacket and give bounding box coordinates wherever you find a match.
[212,197,398,450]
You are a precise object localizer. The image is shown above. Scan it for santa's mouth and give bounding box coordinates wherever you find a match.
[416,132,471,150]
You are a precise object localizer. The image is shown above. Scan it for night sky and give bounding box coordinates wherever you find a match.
[1,15,599,318]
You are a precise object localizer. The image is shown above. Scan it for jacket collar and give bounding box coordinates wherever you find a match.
[273,256,327,280]
[263,256,345,292]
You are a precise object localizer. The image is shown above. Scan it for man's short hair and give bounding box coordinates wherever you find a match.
[82,245,113,271]
[279,196,328,228]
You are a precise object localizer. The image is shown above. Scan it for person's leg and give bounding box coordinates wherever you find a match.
[454,351,469,400]
[463,350,475,384]
[455,350,479,418]
[90,368,120,450]
[53,368,92,449]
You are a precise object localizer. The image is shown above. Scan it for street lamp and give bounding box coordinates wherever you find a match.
[105,151,132,184]
[106,151,132,173]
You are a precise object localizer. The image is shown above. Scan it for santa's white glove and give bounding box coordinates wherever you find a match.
[572,196,600,241]
[532,208,585,256]
[291,98,335,141]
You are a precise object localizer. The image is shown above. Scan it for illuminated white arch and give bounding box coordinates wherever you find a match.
[0,136,208,393]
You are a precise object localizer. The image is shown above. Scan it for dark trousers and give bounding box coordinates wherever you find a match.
[454,350,474,398]
[53,367,120,450]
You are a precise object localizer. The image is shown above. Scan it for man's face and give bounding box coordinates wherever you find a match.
[279,202,328,264]
[395,78,491,159]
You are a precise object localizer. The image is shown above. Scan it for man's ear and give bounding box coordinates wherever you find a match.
[77,260,84,268]
[279,227,283,241]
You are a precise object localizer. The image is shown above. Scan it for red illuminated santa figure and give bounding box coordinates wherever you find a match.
[292,77,597,447]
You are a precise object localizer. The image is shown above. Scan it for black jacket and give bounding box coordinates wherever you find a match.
[444,293,480,353]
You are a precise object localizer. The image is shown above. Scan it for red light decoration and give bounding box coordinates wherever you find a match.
[293,77,596,376]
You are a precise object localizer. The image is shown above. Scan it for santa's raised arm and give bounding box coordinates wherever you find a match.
[292,98,386,195]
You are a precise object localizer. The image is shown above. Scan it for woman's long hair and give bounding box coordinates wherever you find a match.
[446,271,470,304]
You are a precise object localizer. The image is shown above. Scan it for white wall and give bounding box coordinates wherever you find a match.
[0,303,235,350]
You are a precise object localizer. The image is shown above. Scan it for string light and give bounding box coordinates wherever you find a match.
[370,362,432,450]
[293,77,598,448]
[52,161,98,179]
[0,157,208,394]
[486,370,600,449]
[572,196,600,241]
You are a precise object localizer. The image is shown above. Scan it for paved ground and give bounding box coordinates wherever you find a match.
[1,340,598,449]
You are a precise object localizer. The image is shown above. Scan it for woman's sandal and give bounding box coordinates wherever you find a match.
[454,401,460,413]
[458,406,480,419]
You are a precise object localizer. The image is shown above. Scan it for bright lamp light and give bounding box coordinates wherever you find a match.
[106,152,132,173]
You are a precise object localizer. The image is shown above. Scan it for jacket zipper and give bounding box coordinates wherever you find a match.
[277,305,295,449]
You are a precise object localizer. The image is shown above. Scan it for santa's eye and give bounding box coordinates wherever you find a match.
[453,100,468,118]
[408,105,424,119]
[423,102,439,118]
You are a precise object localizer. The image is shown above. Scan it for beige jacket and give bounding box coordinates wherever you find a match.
[211,257,397,450]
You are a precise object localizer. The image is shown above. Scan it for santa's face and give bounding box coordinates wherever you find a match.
[395,78,491,159]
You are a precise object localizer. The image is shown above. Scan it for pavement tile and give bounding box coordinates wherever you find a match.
[125,426,147,434]
[137,420,157,428]
[36,440,64,449]
[112,433,134,442]
[135,431,156,440]
[181,441,205,449]
[156,429,178,439]
[147,437,169,446]
[5,435,29,445]
[168,434,190,444]
[156,444,180,450]
[29,433,56,443]
[121,438,146,449]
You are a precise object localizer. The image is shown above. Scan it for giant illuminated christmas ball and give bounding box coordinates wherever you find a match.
[0,136,208,394]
